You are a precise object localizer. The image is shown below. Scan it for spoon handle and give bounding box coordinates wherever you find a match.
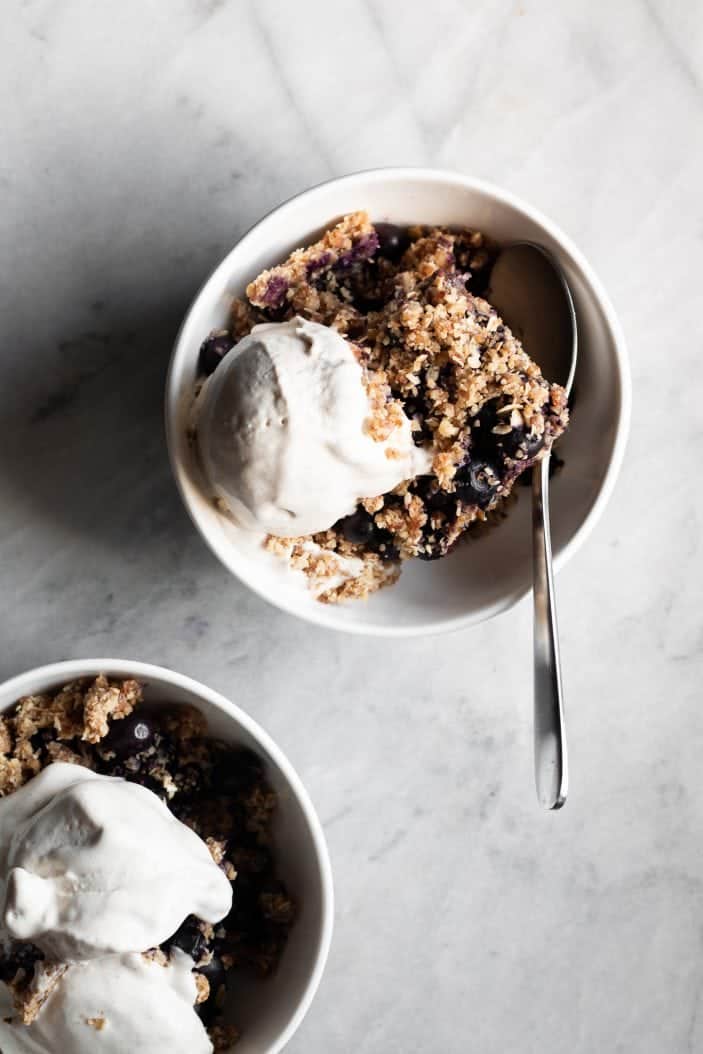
[532,453,568,809]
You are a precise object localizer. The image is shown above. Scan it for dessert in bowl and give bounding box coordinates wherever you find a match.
[166,169,631,636]
[0,660,333,1054]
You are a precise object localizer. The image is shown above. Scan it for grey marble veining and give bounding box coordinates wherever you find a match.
[1,1,702,1051]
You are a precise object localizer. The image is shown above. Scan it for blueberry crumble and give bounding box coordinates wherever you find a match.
[0,677,295,1051]
[193,211,569,602]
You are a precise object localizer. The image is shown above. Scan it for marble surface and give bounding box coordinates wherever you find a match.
[1,1,702,1050]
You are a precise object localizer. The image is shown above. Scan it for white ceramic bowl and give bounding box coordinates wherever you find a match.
[166,168,631,637]
[0,659,333,1054]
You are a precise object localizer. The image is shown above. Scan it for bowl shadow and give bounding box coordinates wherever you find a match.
[0,298,199,553]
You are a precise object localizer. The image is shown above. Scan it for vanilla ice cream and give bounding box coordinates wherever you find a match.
[0,764,232,962]
[0,949,211,1054]
[196,317,432,536]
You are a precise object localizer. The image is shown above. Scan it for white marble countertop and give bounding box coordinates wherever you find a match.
[1,1,702,1051]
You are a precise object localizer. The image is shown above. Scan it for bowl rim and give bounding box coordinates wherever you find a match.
[0,658,334,1054]
[165,166,632,638]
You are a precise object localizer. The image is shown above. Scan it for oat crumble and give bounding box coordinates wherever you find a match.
[0,677,296,1047]
[196,211,569,601]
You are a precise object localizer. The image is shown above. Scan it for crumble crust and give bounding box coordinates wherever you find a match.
[247,211,378,311]
[0,675,140,796]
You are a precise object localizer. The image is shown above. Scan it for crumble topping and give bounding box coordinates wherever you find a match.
[82,675,140,743]
[4,675,141,781]
[0,675,137,797]
[0,678,297,1046]
[198,211,569,601]
[263,533,399,602]
[206,836,228,866]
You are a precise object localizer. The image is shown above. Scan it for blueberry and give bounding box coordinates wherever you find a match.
[198,332,234,376]
[414,484,457,560]
[426,490,455,513]
[335,232,380,269]
[339,508,375,545]
[414,477,457,515]
[225,877,264,937]
[29,731,46,754]
[374,222,410,262]
[437,362,456,399]
[522,430,546,458]
[212,747,264,795]
[168,918,207,962]
[196,999,217,1026]
[493,424,544,461]
[336,497,401,559]
[261,274,290,309]
[471,399,545,463]
[367,528,400,562]
[496,429,524,459]
[195,954,228,1025]
[0,943,44,983]
[102,713,154,759]
[478,411,542,461]
[232,846,272,875]
[455,460,500,509]
[470,400,499,448]
[350,294,384,316]
[403,393,430,422]
[95,756,125,777]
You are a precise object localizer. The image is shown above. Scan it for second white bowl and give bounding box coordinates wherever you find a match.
[0,659,333,1054]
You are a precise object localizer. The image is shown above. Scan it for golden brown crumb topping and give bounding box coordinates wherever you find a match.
[0,676,142,796]
[198,212,569,602]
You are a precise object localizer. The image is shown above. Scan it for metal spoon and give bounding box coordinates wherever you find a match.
[487,243,577,810]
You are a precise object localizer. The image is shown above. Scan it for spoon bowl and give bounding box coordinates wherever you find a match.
[488,242,577,395]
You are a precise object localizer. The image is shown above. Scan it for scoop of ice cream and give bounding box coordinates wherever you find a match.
[196,317,432,536]
[0,950,211,1054]
[0,764,232,961]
